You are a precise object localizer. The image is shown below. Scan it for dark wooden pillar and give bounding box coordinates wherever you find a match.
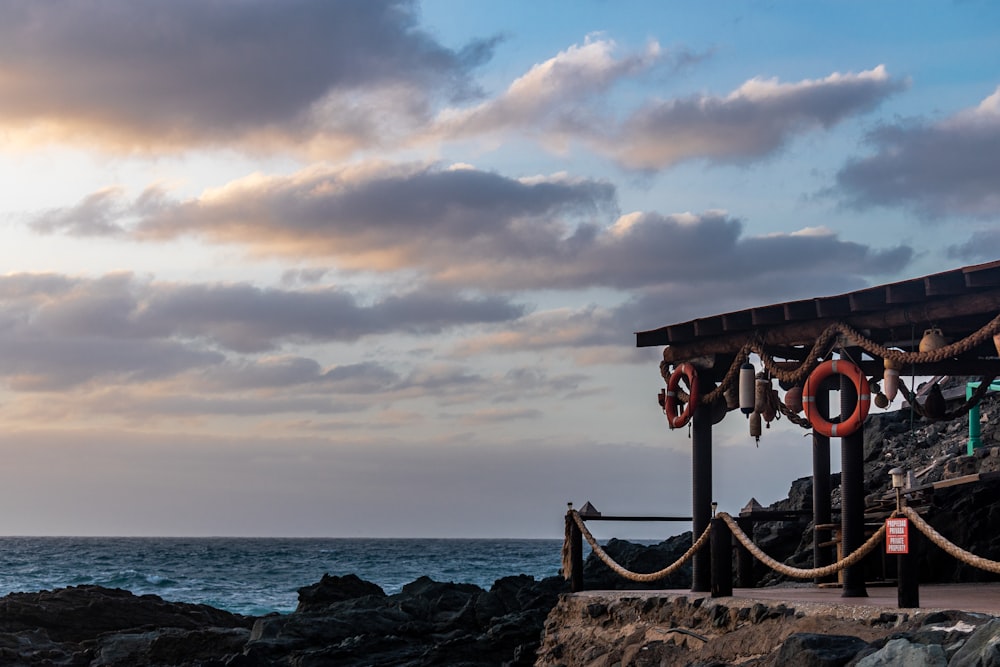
[897,529,920,608]
[841,354,868,597]
[566,513,584,592]
[711,516,733,597]
[812,383,834,584]
[691,405,713,592]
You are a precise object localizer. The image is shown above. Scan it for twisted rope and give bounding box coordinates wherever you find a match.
[564,510,711,583]
[661,315,1000,409]
[718,512,889,579]
[896,375,997,421]
[901,506,1000,574]
[565,504,1000,585]
[776,400,813,430]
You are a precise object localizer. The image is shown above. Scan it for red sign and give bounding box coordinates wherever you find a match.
[886,517,909,554]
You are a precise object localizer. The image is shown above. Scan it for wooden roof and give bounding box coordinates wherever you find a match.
[637,260,1000,378]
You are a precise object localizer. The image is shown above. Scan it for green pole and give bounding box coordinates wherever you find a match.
[968,381,1000,456]
[969,382,980,456]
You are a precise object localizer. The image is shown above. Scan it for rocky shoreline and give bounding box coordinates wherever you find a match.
[536,591,1000,666]
[5,390,1000,665]
[0,573,566,666]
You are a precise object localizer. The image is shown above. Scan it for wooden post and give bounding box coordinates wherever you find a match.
[812,381,834,584]
[841,351,868,598]
[711,516,733,597]
[691,405,713,592]
[566,513,584,592]
[897,526,920,608]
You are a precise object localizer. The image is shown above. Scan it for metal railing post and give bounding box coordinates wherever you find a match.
[711,516,733,597]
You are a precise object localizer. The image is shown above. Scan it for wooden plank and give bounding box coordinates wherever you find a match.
[849,287,887,312]
[815,296,851,319]
[721,310,753,332]
[926,272,967,296]
[667,322,695,344]
[751,304,786,326]
[965,264,1000,287]
[933,473,981,489]
[784,299,819,321]
[694,317,723,337]
[657,289,1000,358]
[886,281,927,304]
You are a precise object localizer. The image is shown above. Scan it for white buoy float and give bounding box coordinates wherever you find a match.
[739,362,755,415]
[883,358,900,402]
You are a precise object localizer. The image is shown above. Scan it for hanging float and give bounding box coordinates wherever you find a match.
[802,359,871,438]
[739,361,755,415]
[883,357,901,402]
[663,362,700,429]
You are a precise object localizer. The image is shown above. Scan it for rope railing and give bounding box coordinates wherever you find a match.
[902,505,1000,574]
[719,512,888,579]
[564,510,711,583]
[564,503,1000,590]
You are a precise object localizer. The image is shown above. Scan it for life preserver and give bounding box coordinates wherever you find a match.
[664,363,699,429]
[802,359,870,438]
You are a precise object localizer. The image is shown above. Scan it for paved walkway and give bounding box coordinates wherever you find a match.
[574,583,1000,618]
[730,583,1000,615]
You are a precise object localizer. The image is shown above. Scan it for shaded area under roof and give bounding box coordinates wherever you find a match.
[637,260,1000,378]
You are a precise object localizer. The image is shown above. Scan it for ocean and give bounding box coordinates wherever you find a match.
[0,537,565,617]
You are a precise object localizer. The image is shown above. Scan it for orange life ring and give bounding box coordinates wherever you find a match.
[802,359,870,437]
[664,363,699,429]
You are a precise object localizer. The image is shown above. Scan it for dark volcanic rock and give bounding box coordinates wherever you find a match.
[582,532,694,590]
[0,585,252,666]
[772,633,867,667]
[295,573,386,612]
[0,585,251,642]
[0,572,566,666]
[244,574,566,666]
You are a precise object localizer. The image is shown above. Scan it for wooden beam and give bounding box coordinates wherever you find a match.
[657,289,1000,359]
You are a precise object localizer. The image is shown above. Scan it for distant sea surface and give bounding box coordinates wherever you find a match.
[0,537,564,616]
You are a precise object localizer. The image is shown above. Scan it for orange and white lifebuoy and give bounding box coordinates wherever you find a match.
[802,359,870,438]
[664,363,700,429]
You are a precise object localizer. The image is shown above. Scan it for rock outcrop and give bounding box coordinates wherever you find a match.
[536,592,1000,667]
[0,574,566,666]
[0,585,253,665]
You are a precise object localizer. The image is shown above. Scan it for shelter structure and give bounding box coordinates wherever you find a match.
[636,260,1000,596]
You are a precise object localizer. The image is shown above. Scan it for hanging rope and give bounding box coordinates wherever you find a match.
[776,400,813,430]
[896,375,997,421]
[901,506,1000,574]
[718,512,889,579]
[660,314,1000,420]
[565,504,1000,587]
[564,510,711,583]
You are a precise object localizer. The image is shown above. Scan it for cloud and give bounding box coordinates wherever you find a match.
[0,0,494,154]
[0,272,525,389]
[30,162,619,284]
[836,85,1000,219]
[947,228,1000,262]
[29,164,911,294]
[431,35,667,144]
[602,66,906,169]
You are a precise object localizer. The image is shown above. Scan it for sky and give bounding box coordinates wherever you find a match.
[0,0,998,539]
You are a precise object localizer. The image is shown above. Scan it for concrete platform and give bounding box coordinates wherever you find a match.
[731,582,1000,615]
[573,583,1000,616]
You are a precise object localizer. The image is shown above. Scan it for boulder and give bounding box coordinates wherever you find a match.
[295,573,386,612]
[949,618,1000,667]
[852,638,946,667]
[772,633,867,667]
